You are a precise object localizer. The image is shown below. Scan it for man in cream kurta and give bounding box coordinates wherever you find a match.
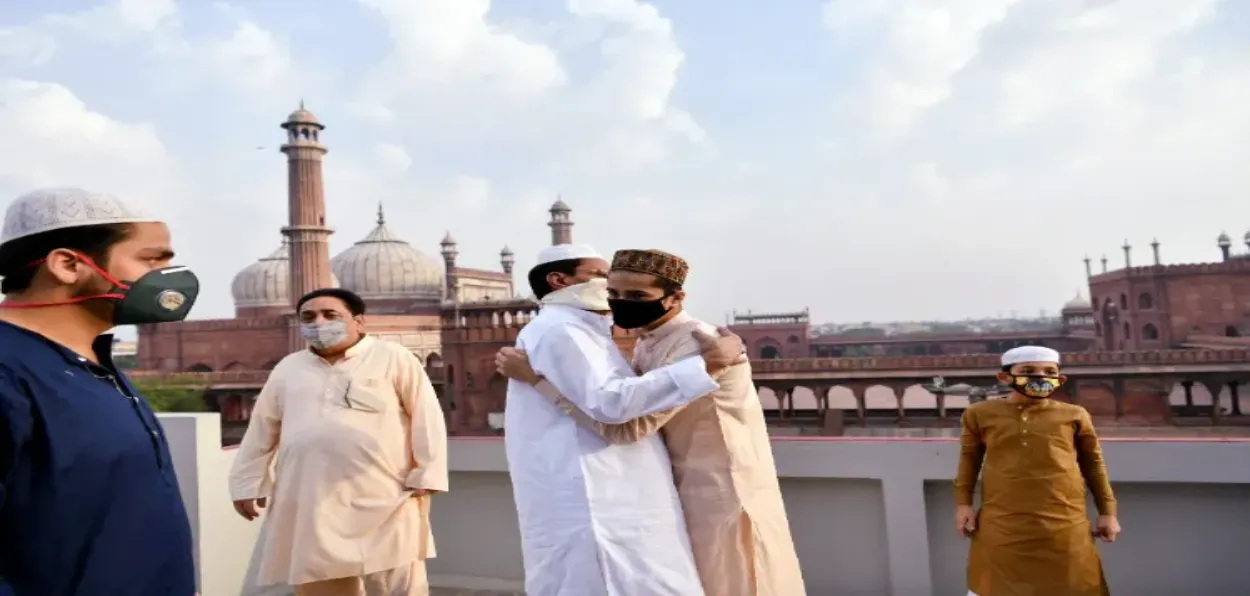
[230,288,448,596]
[506,244,748,596]
[498,249,806,596]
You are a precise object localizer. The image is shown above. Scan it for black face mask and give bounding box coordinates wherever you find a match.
[110,266,201,325]
[609,297,671,330]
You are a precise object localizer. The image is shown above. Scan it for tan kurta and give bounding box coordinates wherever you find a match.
[955,398,1115,596]
[536,311,806,595]
[229,336,449,586]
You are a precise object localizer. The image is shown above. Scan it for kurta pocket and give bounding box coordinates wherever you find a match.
[340,380,391,413]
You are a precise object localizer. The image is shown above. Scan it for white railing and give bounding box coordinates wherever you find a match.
[159,414,1250,596]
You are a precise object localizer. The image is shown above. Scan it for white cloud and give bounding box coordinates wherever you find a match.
[358,0,566,98]
[0,79,171,196]
[46,0,179,41]
[192,20,294,94]
[28,0,299,103]
[990,0,1220,129]
[352,0,702,170]
[0,27,58,67]
[373,143,413,171]
[823,0,1020,140]
[448,175,492,211]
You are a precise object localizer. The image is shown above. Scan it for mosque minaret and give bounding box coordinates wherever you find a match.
[279,102,335,309]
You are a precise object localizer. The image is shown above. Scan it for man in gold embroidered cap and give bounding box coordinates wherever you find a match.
[496,248,807,596]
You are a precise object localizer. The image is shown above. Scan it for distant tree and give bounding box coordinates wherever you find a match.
[836,327,886,339]
[131,380,209,413]
[928,323,974,335]
[113,354,138,369]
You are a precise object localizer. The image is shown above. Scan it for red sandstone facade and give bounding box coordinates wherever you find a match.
[1085,246,1250,350]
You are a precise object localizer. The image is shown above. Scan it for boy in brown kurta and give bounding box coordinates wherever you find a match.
[496,249,806,596]
[955,345,1121,596]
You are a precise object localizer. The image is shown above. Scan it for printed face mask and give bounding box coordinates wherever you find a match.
[301,320,350,351]
[1011,375,1062,399]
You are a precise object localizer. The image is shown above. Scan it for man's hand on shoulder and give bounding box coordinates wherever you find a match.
[496,347,540,385]
[693,327,746,374]
[232,497,266,521]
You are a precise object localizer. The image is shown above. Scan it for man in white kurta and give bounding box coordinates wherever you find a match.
[507,244,746,596]
[230,288,448,596]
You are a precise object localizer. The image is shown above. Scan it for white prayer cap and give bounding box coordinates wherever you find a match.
[534,243,604,266]
[1001,345,1061,367]
[1,188,160,247]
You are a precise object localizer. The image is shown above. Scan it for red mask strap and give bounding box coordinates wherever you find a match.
[0,253,129,309]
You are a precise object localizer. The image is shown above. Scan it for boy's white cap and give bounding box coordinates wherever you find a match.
[1001,345,1061,367]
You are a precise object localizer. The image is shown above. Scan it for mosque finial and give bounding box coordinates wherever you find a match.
[377,202,385,225]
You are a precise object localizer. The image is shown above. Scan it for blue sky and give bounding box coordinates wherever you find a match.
[1,0,1248,329]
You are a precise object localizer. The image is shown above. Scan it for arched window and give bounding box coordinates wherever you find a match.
[1119,293,1128,309]
[186,363,212,372]
[760,346,780,359]
[1095,322,1102,337]
[1138,293,1154,309]
[1122,322,1131,339]
[787,335,799,344]
[1227,326,1241,337]
[1143,324,1159,340]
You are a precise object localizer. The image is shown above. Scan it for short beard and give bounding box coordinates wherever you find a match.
[72,275,119,324]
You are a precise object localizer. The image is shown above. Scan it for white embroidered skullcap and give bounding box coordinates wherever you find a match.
[1001,345,1061,367]
[1,188,160,247]
[534,243,604,267]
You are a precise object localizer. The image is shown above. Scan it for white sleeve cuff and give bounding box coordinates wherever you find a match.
[667,355,719,399]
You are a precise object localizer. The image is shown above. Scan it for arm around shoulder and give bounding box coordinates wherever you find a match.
[533,378,682,444]
[534,323,718,424]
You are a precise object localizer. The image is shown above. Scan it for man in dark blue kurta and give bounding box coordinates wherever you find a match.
[0,188,201,595]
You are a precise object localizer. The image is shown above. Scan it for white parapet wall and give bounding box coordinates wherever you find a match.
[160,414,266,596]
[160,414,1250,596]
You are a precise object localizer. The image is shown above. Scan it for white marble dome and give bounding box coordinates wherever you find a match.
[231,241,339,309]
[331,209,444,301]
[1062,293,1092,312]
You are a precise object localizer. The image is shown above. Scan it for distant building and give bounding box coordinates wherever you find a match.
[1084,236,1250,350]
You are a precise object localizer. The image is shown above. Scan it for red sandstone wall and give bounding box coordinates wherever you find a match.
[1089,263,1250,350]
[363,299,442,316]
[731,323,811,359]
[138,318,292,371]
[1166,273,1250,340]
